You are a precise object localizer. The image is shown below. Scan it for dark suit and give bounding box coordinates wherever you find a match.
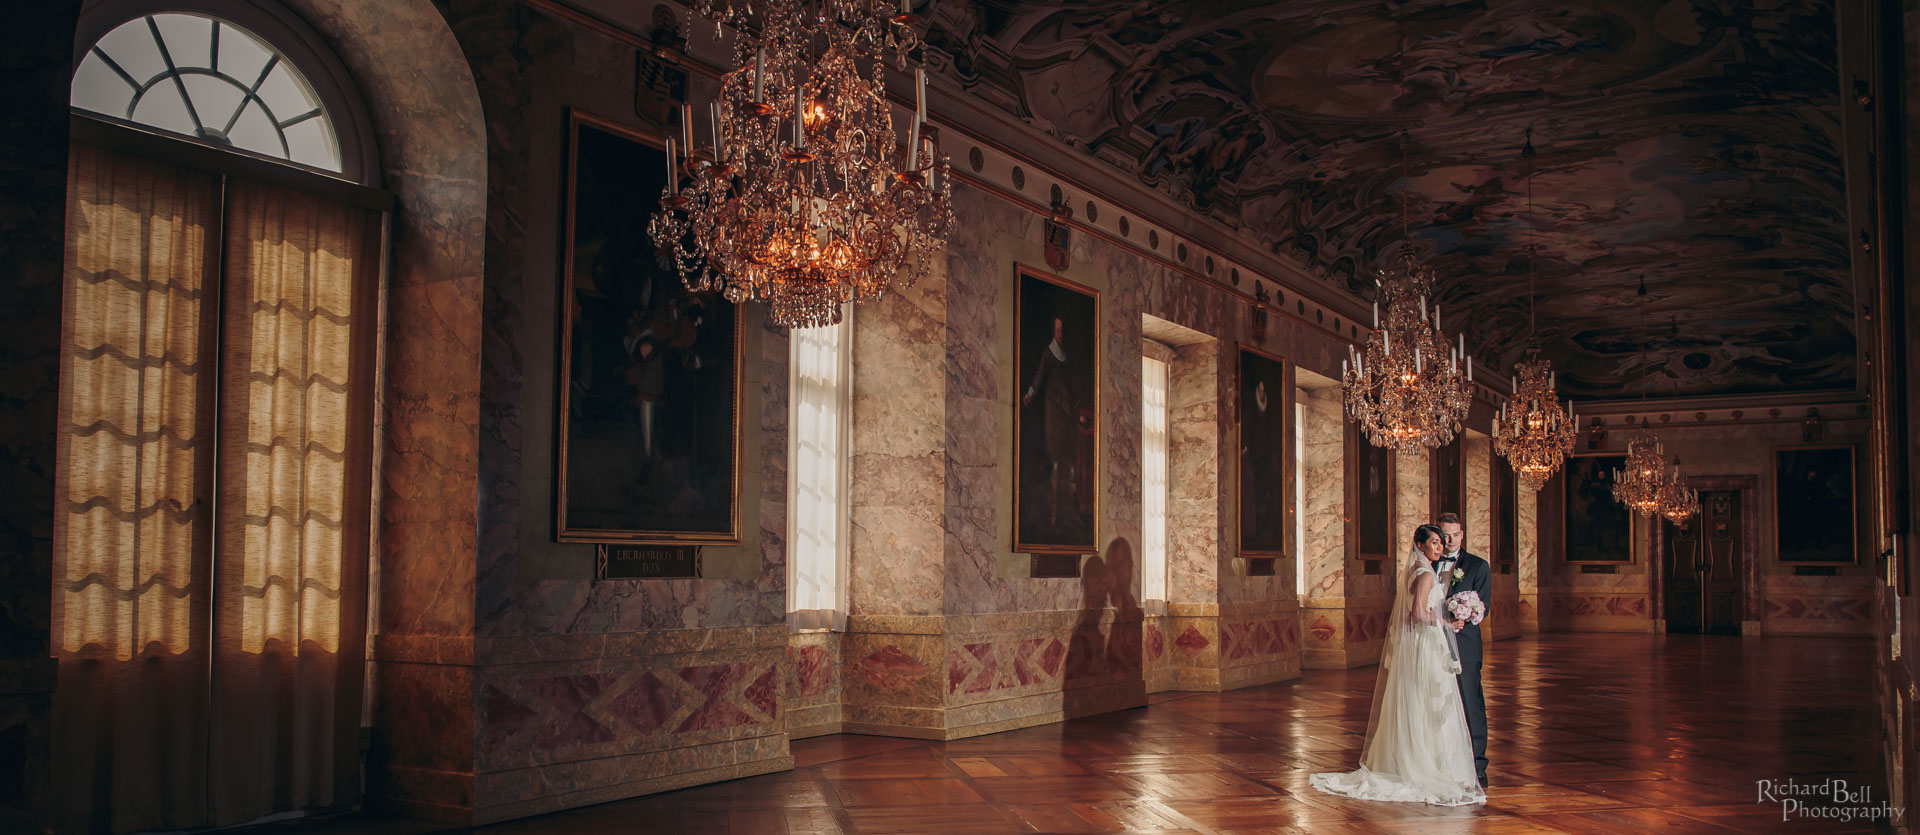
[1439,550,1490,779]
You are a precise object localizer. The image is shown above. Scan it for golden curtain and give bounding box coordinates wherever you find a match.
[53,143,219,833]
[53,144,377,833]
[208,180,376,824]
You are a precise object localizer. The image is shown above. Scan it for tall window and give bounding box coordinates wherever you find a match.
[788,313,851,630]
[54,8,380,831]
[1142,356,1170,605]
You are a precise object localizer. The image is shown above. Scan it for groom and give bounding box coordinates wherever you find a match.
[1435,512,1490,787]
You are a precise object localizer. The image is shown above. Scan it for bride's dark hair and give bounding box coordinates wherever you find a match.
[1413,524,1444,546]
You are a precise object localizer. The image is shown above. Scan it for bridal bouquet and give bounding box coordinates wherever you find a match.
[1446,590,1486,626]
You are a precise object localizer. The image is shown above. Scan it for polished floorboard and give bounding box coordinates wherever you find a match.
[266,633,1884,834]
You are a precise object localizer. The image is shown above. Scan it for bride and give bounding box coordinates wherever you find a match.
[1310,523,1486,806]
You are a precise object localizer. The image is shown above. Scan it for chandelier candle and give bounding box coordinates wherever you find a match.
[754,48,765,102]
[1343,250,1473,451]
[649,0,953,329]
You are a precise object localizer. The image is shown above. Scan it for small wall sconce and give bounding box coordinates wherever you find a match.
[1802,407,1825,443]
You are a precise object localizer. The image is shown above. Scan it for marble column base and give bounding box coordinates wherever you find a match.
[1165,601,1302,690]
[840,610,1150,739]
[1488,593,1523,642]
[786,631,841,738]
[1543,590,1654,632]
[1143,615,1176,694]
[371,626,795,826]
[1298,597,1388,669]
[1518,593,1541,634]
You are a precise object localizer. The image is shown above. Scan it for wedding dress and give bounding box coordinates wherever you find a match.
[1309,546,1486,806]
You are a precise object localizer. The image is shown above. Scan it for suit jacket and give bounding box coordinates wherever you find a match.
[1440,550,1491,654]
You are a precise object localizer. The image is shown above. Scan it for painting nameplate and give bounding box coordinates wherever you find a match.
[596,544,701,579]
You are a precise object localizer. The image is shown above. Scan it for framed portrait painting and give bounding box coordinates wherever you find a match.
[1493,457,1517,572]
[1775,446,1856,564]
[555,110,742,545]
[1347,423,1396,562]
[1014,264,1099,555]
[1430,435,1464,521]
[1237,346,1290,556]
[1563,454,1633,564]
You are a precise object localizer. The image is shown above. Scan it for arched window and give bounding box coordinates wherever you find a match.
[55,3,386,830]
[69,1,378,183]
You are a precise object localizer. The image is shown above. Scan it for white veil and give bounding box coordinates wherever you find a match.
[1358,542,1462,770]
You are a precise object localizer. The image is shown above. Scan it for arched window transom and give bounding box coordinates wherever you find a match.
[72,12,343,173]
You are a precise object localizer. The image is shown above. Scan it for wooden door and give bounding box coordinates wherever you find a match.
[1664,517,1703,633]
[1701,491,1741,635]
[1664,490,1742,635]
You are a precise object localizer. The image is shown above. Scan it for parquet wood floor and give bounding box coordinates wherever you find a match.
[266,633,1888,834]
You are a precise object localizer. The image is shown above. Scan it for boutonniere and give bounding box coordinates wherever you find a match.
[1451,567,1465,582]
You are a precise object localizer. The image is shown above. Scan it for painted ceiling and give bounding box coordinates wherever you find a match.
[919,0,1856,398]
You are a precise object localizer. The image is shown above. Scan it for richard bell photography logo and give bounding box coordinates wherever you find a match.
[1755,778,1903,824]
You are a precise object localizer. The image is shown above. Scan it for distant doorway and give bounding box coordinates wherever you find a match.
[1663,490,1742,635]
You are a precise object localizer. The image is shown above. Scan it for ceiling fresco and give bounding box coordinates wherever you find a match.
[919,0,1856,398]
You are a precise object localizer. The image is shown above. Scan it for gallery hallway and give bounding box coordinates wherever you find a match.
[259,632,1884,834]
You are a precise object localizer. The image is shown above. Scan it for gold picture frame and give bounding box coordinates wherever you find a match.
[1346,421,1397,563]
[1563,452,1636,565]
[1012,263,1100,556]
[1774,444,1857,565]
[554,109,743,545]
[1236,344,1291,558]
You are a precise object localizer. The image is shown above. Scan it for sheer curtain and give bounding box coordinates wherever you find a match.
[53,144,376,833]
[208,180,376,823]
[788,311,850,630]
[1141,356,1169,606]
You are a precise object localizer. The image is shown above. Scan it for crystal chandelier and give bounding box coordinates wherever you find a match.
[1495,350,1576,489]
[649,0,953,329]
[1654,464,1699,524]
[1342,134,1475,453]
[1611,429,1671,517]
[1493,132,1575,488]
[1342,248,1475,453]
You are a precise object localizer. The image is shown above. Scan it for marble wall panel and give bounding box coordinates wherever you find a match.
[1215,601,1302,688]
[1169,343,1222,604]
[1301,389,1347,599]
[1465,436,1492,555]
[0,4,78,830]
[1518,483,1540,638]
[852,263,949,618]
[785,631,841,738]
[473,636,786,778]
[940,610,1148,735]
[1396,450,1431,553]
[368,659,477,820]
[840,630,948,735]
[1167,605,1223,691]
[1143,615,1174,693]
[1540,592,1652,632]
[1760,575,1876,636]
